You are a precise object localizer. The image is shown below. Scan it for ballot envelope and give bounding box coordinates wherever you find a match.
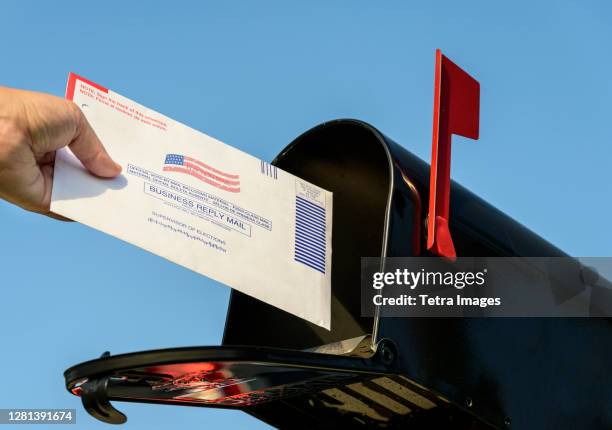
[51,73,333,329]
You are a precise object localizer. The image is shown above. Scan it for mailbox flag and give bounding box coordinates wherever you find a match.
[428,49,480,259]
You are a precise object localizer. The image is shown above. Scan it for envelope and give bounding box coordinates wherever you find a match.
[51,73,332,329]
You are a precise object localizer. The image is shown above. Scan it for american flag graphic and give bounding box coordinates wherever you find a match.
[163,154,240,193]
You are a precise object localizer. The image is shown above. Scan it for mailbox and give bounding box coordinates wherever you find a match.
[64,118,612,429]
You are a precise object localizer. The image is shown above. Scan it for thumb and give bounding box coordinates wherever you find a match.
[69,105,122,177]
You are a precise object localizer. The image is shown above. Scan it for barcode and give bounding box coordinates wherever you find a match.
[294,196,326,274]
[260,161,277,179]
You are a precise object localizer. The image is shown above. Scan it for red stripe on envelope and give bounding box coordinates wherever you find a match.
[65,72,108,101]
[185,156,239,180]
[183,161,240,186]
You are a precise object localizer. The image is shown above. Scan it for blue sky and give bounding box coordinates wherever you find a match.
[1,1,611,429]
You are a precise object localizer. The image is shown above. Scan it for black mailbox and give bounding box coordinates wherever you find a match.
[65,119,612,429]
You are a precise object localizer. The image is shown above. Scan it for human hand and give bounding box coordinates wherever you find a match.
[0,86,121,216]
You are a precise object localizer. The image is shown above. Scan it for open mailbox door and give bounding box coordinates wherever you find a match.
[65,343,401,425]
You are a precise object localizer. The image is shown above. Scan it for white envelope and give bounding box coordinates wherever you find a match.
[51,73,332,329]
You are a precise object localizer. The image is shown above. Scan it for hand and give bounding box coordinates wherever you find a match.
[0,86,121,216]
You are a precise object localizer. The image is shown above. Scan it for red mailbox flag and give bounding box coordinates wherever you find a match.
[427,49,480,260]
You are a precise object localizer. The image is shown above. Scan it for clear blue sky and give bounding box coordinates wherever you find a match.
[1,1,611,429]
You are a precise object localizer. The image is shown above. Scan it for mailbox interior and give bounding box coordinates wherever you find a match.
[223,121,394,350]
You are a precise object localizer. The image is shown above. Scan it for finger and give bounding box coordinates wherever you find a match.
[35,163,55,213]
[46,211,74,222]
[69,105,122,178]
[36,150,55,164]
[38,164,73,221]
